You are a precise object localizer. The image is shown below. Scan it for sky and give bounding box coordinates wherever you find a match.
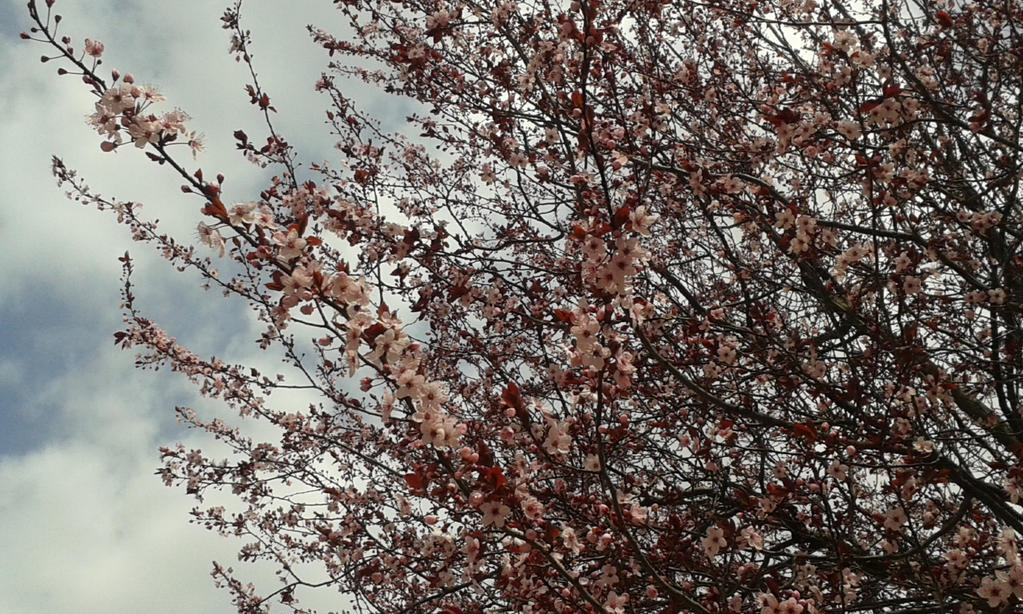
[0,2,395,612]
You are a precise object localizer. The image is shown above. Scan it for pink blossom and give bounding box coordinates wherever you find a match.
[395,368,426,401]
[894,251,912,273]
[84,38,104,57]
[997,566,1023,599]
[836,120,861,140]
[718,175,744,194]
[833,30,858,52]
[605,591,629,614]
[827,461,848,481]
[903,276,922,295]
[425,9,450,30]
[227,202,259,226]
[759,593,780,614]
[196,222,225,257]
[739,526,763,550]
[775,208,795,229]
[159,110,189,135]
[127,116,161,148]
[702,525,728,558]
[778,597,804,614]
[367,327,408,366]
[561,526,582,554]
[884,507,908,531]
[629,205,657,236]
[520,496,544,521]
[717,342,737,365]
[542,420,571,456]
[99,84,136,114]
[570,316,600,350]
[977,575,1011,608]
[419,380,449,409]
[420,413,459,448]
[480,501,511,528]
[273,227,308,261]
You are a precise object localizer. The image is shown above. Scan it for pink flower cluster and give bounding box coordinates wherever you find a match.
[976,531,1023,607]
[396,357,465,449]
[88,78,200,154]
[758,593,805,614]
[587,235,648,297]
[832,242,871,281]
[83,38,104,57]
[570,308,608,370]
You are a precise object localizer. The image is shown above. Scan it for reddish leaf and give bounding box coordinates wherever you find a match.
[354,169,372,184]
[860,98,882,113]
[202,196,228,220]
[612,205,632,229]
[363,322,387,343]
[501,381,523,411]
[792,422,818,442]
[404,473,425,491]
[764,107,800,127]
[481,466,507,490]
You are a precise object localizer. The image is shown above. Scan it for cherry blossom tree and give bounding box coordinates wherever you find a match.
[24,0,1023,612]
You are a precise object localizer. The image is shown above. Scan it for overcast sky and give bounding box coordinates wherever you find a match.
[0,2,393,612]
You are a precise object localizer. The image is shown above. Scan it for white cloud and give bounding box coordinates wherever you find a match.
[1,1,395,612]
[0,441,238,614]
